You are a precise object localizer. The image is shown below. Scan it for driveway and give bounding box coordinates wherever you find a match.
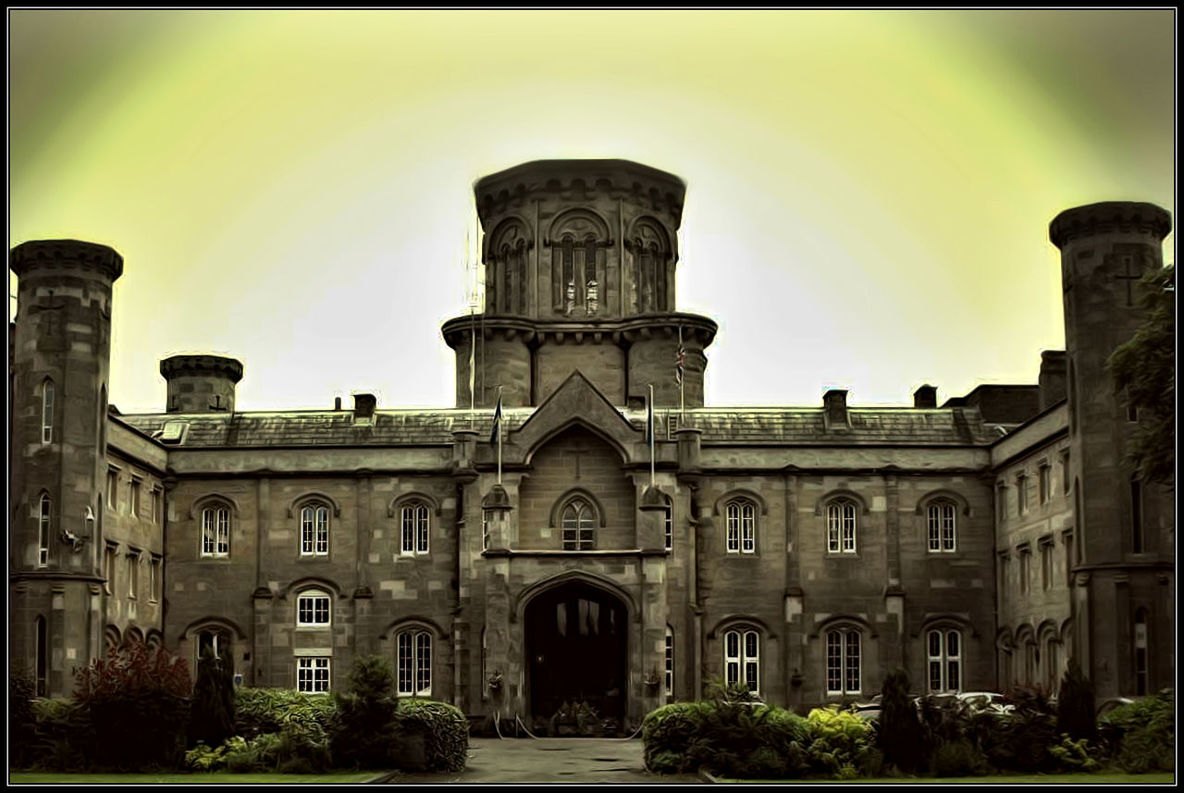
[374,737,703,784]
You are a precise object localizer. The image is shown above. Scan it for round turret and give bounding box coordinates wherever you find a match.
[160,354,244,413]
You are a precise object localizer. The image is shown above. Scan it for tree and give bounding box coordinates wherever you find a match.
[188,645,236,749]
[331,655,400,769]
[878,669,925,774]
[1055,658,1096,742]
[1108,264,1175,485]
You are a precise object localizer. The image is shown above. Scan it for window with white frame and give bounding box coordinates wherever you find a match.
[927,501,956,553]
[663,498,673,552]
[725,499,755,554]
[397,629,432,696]
[927,629,961,693]
[827,500,857,554]
[297,657,330,693]
[482,511,490,551]
[296,590,331,627]
[401,501,430,555]
[300,504,330,556]
[723,628,760,694]
[41,379,54,444]
[665,626,674,697]
[561,498,596,551]
[200,505,230,557]
[38,493,51,567]
[826,627,861,695]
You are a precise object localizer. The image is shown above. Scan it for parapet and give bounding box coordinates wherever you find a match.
[1049,202,1172,248]
[10,239,124,282]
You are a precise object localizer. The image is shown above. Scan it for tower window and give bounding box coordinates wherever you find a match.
[38,494,51,567]
[35,616,48,697]
[41,379,54,444]
[1131,478,1144,553]
[665,626,674,697]
[1134,610,1149,695]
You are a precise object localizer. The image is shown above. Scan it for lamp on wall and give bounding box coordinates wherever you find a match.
[60,506,95,552]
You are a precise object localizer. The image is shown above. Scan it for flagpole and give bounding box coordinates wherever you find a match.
[468,227,476,430]
[678,325,686,422]
[648,383,655,488]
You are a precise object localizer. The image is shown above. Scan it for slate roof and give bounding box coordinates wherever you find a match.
[118,405,993,448]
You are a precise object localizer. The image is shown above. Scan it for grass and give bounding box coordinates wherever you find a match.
[716,772,1176,784]
[8,771,381,784]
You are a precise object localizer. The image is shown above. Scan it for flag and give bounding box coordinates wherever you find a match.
[675,333,686,385]
[489,393,503,447]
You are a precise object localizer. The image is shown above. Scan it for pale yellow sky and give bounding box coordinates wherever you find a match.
[8,9,1175,413]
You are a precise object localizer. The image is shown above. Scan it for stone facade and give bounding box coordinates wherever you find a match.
[8,163,1174,725]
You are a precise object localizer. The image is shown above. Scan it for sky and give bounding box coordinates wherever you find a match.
[8,9,1176,414]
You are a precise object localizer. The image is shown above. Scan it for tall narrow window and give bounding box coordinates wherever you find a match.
[152,489,161,524]
[1040,538,1054,590]
[130,479,142,518]
[107,470,119,512]
[561,498,596,551]
[1039,465,1051,505]
[41,380,54,444]
[1018,546,1031,595]
[664,627,674,697]
[149,557,160,603]
[927,501,956,552]
[663,499,673,552]
[35,616,48,697]
[723,628,760,695]
[297,657,330,694]
[996,483,1008,523]
[927,629,961,693]
[1016,474,1028,516]
[827,500,857,554]
[201,506,230,557]
[725,499,756,554]
[1061,453,1071,495]
[1064,531,1075,586]
[104,543,117,594]
[401,502,430,555]
[397,630,432,696]
[826,628,861,695]
[127,552,139,599]
[1133,610,1149,695]
[1130,478,1144,553]
[38,494,51,567]
[300,505,330,556]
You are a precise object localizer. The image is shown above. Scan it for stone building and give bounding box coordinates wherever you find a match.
[8,160,1174,729]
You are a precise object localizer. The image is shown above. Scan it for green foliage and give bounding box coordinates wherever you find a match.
[1049,734,1101,772]
[642,701,711,773]
[28,697,91,771]
[74,642,193,770]
[185,740,234,772]
[394,698,470,772]
[1108,263,1175,484]
[188,646,236,750]
[330,655,399,769]
[10,672,38,769]
[932,739,990,777]
[805,706,876,779]
[878,669,925,774]
[978,687,1059,773]
[1099,689,1174,773]
[234,688,337,740]
[1056,658,1096,742]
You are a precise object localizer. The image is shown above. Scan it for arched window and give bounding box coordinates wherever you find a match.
[725,499,756,554]
[550,211,607,315]
[724,628,760,695]
[300,504,329,556]
[41,379,54,444]
[927,501,957,553]
[200,505,230,558]
[197,627,232,665]
[1134,609,1149,695]
[397,629,432,696]
[927,629,961,693]
[491,220,529,315]
[827,500,857,554]
[630,219,670,313]
[401,501,430,555]
[826,627,862,695]
[35,616,48,697]
[665,626,675,697]
[296,589,331,627]
[38,493,51,567]
[561,498,596,551]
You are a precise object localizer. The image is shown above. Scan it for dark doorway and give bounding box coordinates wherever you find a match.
[526,582,627,733]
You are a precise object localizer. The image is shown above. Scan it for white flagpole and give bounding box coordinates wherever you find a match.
[497,385,504,485]
[679,325,686,422]
[648,383,656,488]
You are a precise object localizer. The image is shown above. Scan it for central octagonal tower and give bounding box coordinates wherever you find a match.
[443,160,717,408]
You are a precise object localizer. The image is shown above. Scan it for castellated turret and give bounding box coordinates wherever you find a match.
[1048,201,1173,696]
[442,160,717,408]
[160,354,244,413]
[9,239,123,692]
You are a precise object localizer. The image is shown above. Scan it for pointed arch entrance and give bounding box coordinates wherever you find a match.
[525,580,628,730]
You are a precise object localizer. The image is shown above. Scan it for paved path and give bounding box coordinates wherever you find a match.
[376,737,703,785]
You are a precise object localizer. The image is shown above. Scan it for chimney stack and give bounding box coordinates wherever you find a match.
[823,389,850,430]
[914,384,937,408]
[353,393,377,421]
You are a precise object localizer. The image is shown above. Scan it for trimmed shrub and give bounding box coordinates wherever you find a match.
[188,646,236,750]
[1099,689,1174,773]
[1056,658,1096,742]
[394,698,469,772]
[879,669,925,774]
[10,672,38,769]
[234,687,337,740]
[331,655,400,769]
[74,642,192,770]
[806,706,876,779]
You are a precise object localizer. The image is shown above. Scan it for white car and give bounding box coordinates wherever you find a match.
[955,691,1014,714]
